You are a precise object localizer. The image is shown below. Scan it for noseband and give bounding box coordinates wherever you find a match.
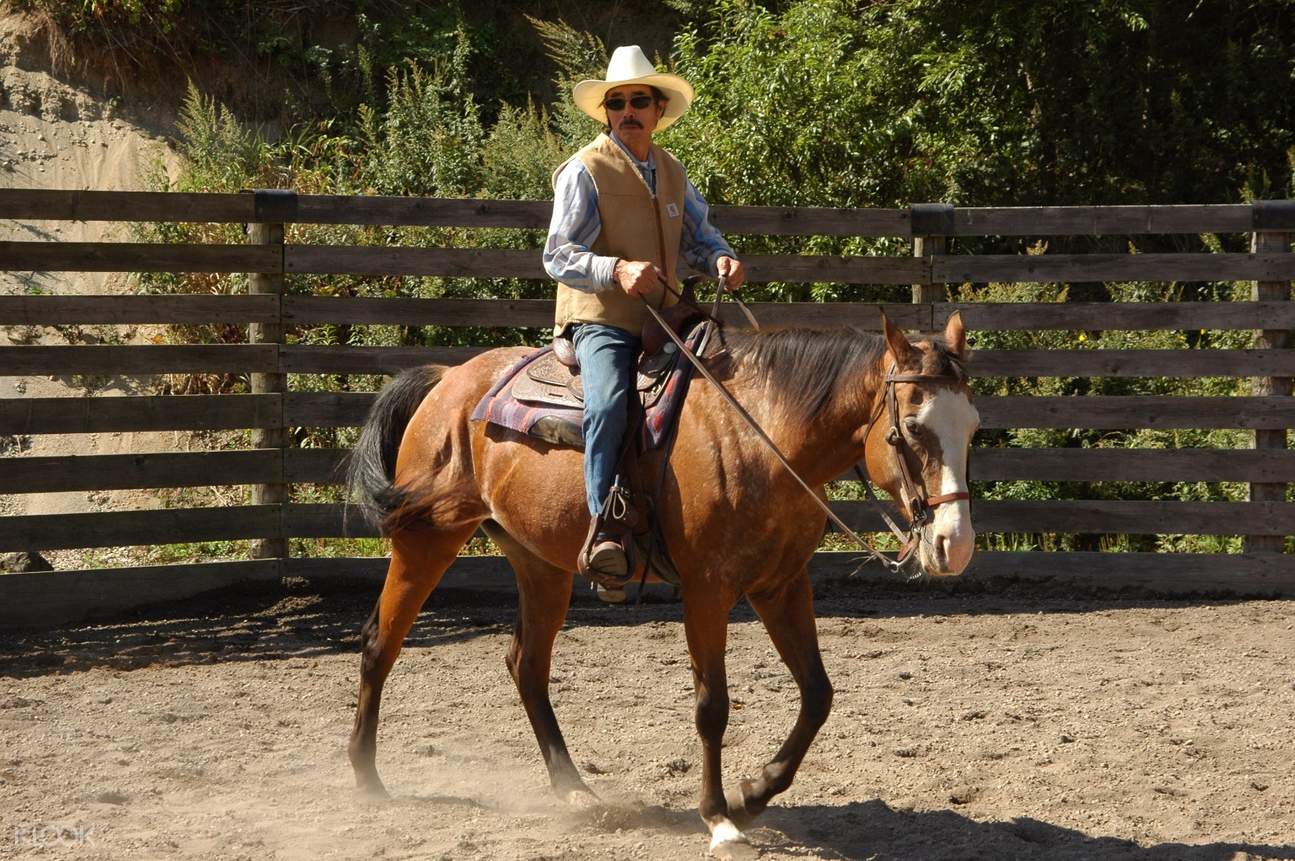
[856,363,972,567]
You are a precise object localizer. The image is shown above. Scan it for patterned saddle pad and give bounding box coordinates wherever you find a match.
[471,322,713,451]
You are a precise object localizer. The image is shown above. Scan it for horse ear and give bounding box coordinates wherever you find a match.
[943,310,967,357]
[881,311,914,366]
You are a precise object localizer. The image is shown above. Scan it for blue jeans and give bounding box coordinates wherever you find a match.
[572,323,640,517]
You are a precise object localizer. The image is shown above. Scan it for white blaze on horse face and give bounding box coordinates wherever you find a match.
[915,388,979,575]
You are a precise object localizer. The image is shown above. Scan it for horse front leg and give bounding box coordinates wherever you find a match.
[683,589,755,860]
[729,567,833,824]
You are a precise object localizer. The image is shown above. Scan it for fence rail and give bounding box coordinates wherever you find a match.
[6,392,1295,436]
[9,241,1295,284]
[8,189,1290,235]
[6,446,1295,496]
[2,189,1293,626]
[8,343,1295,378]
[7,295,1295,330]
[5,500,1295,555]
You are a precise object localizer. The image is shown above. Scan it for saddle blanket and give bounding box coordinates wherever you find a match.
[470,323,710,451]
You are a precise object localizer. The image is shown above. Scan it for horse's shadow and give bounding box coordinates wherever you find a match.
[374,791,1293,859]
[1,571,1277,678]
[753,799,1294,860]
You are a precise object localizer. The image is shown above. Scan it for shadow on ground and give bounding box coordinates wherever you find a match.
[754,799,1293,860]
[0,573,1277,679]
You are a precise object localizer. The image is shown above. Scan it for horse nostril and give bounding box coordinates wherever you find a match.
[936,535,950,570]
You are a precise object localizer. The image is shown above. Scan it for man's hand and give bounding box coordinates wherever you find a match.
[717,256,745,292]
[613,259,665,297]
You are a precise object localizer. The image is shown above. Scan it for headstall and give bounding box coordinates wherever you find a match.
[855,363,971,569]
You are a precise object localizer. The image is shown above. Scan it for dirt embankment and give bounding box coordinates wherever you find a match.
[1,12,184,566]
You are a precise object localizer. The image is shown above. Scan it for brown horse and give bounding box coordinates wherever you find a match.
[345,313,977,858]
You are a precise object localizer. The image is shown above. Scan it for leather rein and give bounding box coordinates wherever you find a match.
[641,280,969,577]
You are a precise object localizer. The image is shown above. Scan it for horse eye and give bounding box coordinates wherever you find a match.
[904,417,921,436]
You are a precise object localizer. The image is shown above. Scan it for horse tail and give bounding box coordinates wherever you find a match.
[345,365,446,532]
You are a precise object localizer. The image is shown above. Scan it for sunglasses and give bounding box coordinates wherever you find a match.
[603,94,655,111]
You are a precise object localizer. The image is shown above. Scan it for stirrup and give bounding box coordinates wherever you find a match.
[577,483,636,589]
[578,531,630,589]
[594,583,627,604]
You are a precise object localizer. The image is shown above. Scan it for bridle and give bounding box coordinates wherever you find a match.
[854,363,972,571]
[640,282,971,578]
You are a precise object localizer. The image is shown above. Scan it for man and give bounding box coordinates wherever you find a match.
[543,45,746,586]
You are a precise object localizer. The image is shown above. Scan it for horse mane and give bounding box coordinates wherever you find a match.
[724,326,885,421]
[723,325,967,421]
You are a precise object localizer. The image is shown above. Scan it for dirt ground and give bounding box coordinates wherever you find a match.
[1,578,1293,861]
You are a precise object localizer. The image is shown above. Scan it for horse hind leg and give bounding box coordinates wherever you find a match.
[348,522,479,798]
[486,524,596,807]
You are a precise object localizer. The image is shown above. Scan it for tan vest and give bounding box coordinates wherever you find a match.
[551,133,685,336]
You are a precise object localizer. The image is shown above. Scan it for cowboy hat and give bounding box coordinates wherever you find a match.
[572,45,694,131]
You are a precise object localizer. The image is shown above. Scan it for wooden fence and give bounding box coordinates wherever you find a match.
[1,189,1293,626]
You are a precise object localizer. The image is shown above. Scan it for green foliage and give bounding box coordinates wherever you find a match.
[481,100,567,199]
[669,1,875,208]
[25,0,184,33]
[668,0,1295,207]
[523,15,607,148]
[174,82,271,191]
[359,35,484,196]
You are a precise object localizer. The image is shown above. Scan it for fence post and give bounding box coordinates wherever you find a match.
[246,190,295,560]
[911,203,953,331]
[1247,201,1294,554]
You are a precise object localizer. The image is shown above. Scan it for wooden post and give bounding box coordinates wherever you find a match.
[911,203,953,331]
[1247,201,1293,554]
[246,190,294,560]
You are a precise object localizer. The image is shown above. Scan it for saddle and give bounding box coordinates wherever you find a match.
[515,336,676,417]
[471,318,714,453]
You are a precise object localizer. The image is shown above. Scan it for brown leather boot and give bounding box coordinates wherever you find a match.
[577,484,636,590]
[578,530,628,587]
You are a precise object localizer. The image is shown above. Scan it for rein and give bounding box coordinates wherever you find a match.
[639,283,967,577]
[658,276,761,331]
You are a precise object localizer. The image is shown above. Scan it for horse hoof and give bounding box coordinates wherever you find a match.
[356,779,391,802]
[561,787,602,810]
[724,782,758,828]
[710,837,758,860]
[709,821,757,860]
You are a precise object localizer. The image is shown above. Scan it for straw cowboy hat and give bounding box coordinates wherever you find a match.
[573,45,695,131]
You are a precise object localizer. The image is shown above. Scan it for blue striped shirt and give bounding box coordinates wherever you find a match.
[543,134,736,293]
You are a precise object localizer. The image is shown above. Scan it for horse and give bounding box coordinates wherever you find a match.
[344,311,978,858]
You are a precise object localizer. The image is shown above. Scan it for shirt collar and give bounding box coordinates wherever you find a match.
[609,132,655,171]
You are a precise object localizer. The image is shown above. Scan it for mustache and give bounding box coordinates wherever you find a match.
[618,118,642,129]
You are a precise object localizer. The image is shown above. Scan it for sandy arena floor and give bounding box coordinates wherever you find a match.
[1,577,1293,860]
